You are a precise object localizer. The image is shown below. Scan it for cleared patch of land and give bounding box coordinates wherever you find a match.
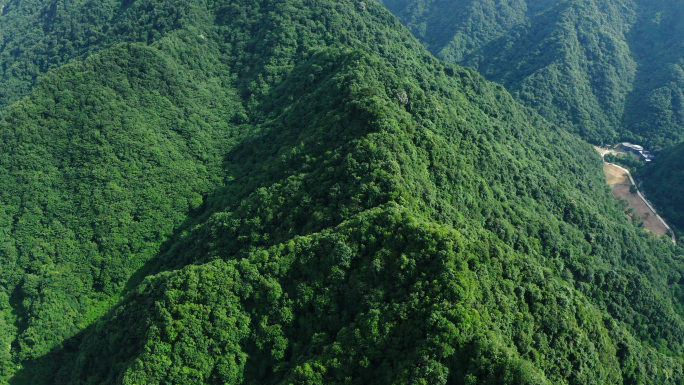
[603,163,668,236]
[603,163,628,185]
[594,145,628,157]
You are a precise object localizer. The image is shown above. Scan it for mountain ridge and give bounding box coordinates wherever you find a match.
[0,0,683,383]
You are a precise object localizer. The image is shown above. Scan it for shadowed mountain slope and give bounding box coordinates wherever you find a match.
[639,143,684,234]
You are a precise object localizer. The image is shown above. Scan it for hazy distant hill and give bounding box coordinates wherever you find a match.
[0,0,683,383]
[380,0,684,149]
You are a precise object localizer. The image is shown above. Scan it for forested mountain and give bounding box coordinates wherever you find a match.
[1,0,684,384]
[379,0,684,148]
[639,144,684,233]
[0,0,210,114]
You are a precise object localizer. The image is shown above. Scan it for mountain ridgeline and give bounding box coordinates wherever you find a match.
[0,0,683,384]
[379,0,684,149]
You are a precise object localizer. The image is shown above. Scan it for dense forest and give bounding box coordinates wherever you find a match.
[379,0,684,149]
[639,143,684,235]
[0,0,684,383]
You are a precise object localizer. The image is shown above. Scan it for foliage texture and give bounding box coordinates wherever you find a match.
[0,0,683,384]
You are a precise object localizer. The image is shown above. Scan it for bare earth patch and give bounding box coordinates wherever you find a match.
[603,163,668,236]
[594,145,628,157]
[603,163,628,185]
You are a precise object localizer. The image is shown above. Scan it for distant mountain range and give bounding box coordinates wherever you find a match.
[380,0,684,149]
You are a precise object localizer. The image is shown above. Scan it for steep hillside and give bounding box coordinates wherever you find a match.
[0,0,683,384]
[0,0,235,115]
[639,144,684,232]
[380,0,684,148]
[0,38,244,368]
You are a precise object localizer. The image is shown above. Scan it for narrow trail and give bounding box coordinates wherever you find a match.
[597,149,676,245]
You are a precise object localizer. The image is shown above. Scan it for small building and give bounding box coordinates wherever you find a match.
[620,143,655,163]
[637,151,656,162]
[621,142,644,153]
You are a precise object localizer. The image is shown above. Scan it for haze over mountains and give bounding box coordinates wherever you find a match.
[0,0,683,384]
[380,0,684,148]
